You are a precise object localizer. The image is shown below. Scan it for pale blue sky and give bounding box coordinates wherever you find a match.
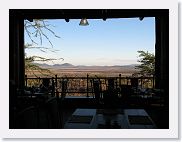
[25,17,155,66]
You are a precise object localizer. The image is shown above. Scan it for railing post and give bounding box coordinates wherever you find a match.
[141,77,143,88]
[38,77,40,85]
[153,76,155,88]
[55,75,57,88]
[25,75,27,87]
[119,74,121,87]
[55,75,58,99]
[51,77,55,97]
[87,74,89,97]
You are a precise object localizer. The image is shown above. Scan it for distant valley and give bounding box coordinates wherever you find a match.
[34,62,138,70]
[30,63,139,77]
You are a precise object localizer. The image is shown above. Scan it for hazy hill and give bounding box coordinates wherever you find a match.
[33,63,138,70]
[53,63,74,68]
[30,63,139,77]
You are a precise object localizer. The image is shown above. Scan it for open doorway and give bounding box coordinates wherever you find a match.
[9,9,169,129]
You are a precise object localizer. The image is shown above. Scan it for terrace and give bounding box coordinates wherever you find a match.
[13,74,165,129]
[9,9,169,129]
[24,75,157,105]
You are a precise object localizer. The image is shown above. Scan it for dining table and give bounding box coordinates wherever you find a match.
[64,108,157,129]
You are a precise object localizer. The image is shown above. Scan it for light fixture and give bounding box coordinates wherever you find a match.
[102,9,107,21]
[65,18,70,22]
[103,17,107,21]
[139,17,144,21]
[79,18,89,26]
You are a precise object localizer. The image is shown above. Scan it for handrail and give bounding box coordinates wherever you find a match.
[25,74,155,97]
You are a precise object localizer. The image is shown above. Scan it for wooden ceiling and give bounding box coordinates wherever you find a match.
[10,9,168,20]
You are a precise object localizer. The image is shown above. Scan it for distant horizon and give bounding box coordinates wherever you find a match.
[34,61,140,67]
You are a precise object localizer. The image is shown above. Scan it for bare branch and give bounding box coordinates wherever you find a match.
[42,20,61,38]
[24,19,63,77]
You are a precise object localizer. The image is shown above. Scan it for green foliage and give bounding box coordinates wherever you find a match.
[135,50,155,77]
[25,53,53,77]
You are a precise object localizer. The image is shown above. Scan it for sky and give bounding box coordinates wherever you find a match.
[25,17,155,66]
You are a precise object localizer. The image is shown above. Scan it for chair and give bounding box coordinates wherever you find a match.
[39,78,55,98]
[103,79,119,109]
[120,85,133,107]
[44,97,62,128]
[16,106,38,129]
[92,79,102,106]
[131,78,139,88]
[60,79,68,99]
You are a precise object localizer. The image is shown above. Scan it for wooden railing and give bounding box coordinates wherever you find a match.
[25,74,155,98]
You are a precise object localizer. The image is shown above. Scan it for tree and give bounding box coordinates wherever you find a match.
[135,50,155,77]
[24,19,63,77]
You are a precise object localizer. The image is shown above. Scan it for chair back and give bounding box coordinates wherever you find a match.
[93,79,102,99]
[16,106,38,128]
[60,79,68,99]
[45,97,62,128]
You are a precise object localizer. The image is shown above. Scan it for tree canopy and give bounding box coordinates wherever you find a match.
[135,50,155,77]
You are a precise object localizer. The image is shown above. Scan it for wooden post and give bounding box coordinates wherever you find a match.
[55,75,58,99]
[119,74,121,87]
[25,75,27,87]
[87,74,89,97]
[51,77,55,97]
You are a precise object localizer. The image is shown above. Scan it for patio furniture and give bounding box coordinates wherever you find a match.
[124,109,157,129]
[60,79,68,99]
[92,79,102,106]
[64,108,97,129]
[64,108,156,129]
[45,97,62,128]
[16,106,38,129]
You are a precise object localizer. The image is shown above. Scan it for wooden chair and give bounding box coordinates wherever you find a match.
[92,79,102,106]
[45,97,62,128]
[60,79,68,99]
[120,85,133,107]
[16,106,38,129]
[103,79,119,109]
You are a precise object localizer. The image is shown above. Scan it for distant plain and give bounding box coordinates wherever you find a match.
[26,63,138,77]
